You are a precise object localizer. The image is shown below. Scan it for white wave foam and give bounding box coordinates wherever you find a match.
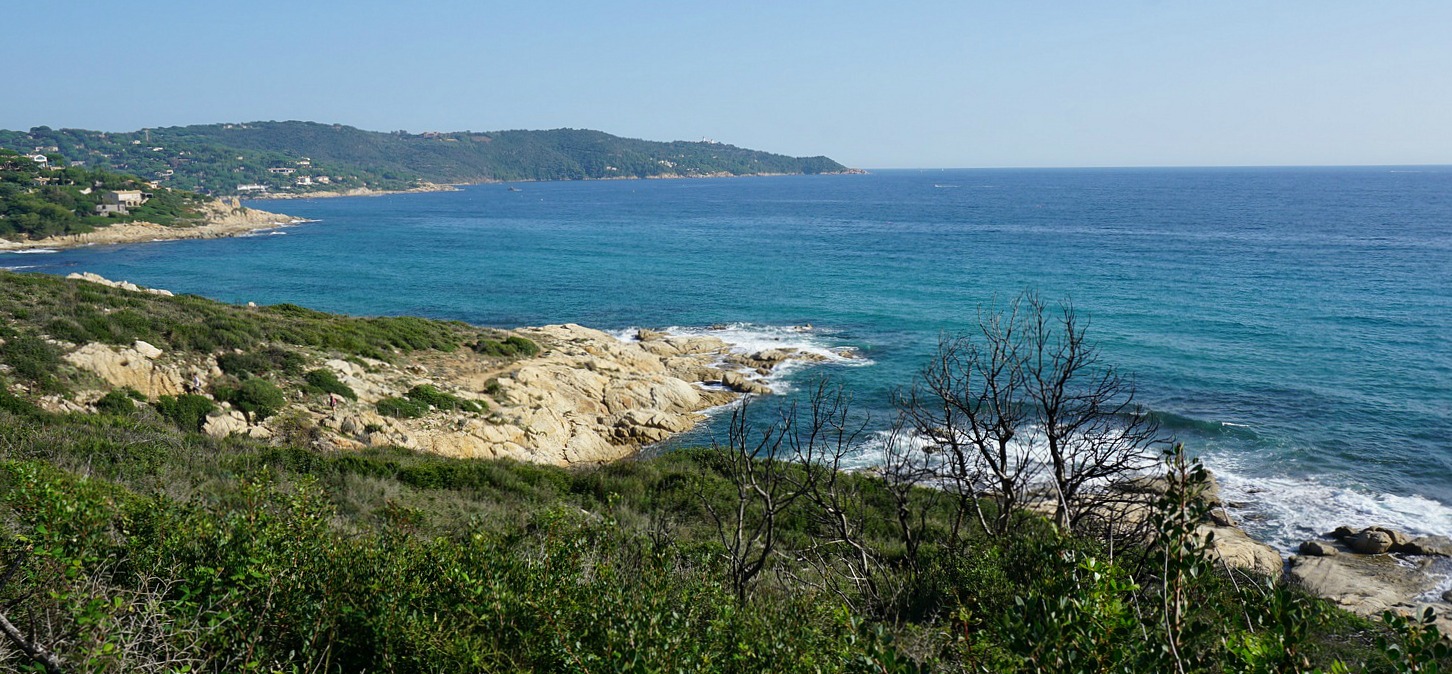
[6,248,58,254]
[1206,456,1452,552]
[616,322,873,395]
[1,265,38,271]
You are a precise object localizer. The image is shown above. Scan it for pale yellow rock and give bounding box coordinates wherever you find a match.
[1202,525,1284,578]
[204,412,250,438]
[65,342,185,399]
[132,340,163,359]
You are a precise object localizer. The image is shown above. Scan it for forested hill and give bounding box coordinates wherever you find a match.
[0,122,851,196]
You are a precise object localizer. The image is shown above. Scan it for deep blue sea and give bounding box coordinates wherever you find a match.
[6,168,1450,549]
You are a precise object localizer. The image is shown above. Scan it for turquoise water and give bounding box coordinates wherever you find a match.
[7,168,1451,548]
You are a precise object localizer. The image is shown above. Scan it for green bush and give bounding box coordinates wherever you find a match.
[304,368,357,401]
[0,328,65,392]
[153,393,217,432]
[406,384,484,413]
[471,335,541,358]
[217,346,307,378]
[376,396,429,419]
[232,378,286,423]
[94,389,140,415]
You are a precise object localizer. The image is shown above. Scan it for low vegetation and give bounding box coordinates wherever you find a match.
[0,271,482,361]
[0,274,1443,672]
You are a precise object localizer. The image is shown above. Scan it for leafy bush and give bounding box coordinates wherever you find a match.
[94,389,141,415]
[0,328,65,392]
[153,393,217,432]
[406,384,484,413]
[471,335,540,358]
[230,378,286,422]
[304,368,356,401]
[376,396,428,419]
[216,346,306,378]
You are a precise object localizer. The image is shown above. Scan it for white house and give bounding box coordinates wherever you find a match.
[29,154,48,166]
[268,167,296,175]
[236,184,268,193]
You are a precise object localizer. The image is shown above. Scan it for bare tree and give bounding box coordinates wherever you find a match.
[901,291,1161,535]
[698,397,810,603]
[1020,293,1162,530]
[899,297,1041,537]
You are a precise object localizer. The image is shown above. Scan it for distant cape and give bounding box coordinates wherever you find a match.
[0,122,854,197]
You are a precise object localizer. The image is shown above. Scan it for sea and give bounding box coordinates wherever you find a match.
[5,168,1450,552]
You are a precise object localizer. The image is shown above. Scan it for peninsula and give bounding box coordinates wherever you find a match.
[0,122,855,198]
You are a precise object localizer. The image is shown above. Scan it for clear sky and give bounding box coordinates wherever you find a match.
[5,1,1449,168]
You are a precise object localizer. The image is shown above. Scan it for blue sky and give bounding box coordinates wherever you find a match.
[5,2,1449,168]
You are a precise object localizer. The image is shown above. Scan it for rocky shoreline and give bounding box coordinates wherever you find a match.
[28,273,1452,633]
[0,199,298,252]
[1114,474,1452,633]
[246,182,460,200]
[44,277,848,465]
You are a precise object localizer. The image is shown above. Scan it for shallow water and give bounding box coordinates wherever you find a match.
[9,167,1451,549]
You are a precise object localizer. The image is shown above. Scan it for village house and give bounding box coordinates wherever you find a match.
[268,167,296,175]
[28,154,49,167]
[295,175,313,186]
[105,190,148,208]
[236,184,268,193]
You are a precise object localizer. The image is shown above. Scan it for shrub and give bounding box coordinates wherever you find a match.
[217,346,307,378]
[406,384,484,413]
[0,329,65,392]
[232,378,286,423]
[304,368,357,401]
[471,335,541,359]
[153,393,217,432]
[94,389,139,415]
[376,396,428,419]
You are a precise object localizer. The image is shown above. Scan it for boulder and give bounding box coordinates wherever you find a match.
[1298,540,1339,557]
[203,412,249,438]
[1395,535,1452,557]
[1349,529,1395,554]
[132,340,163,359]
[1203,525,1283,577]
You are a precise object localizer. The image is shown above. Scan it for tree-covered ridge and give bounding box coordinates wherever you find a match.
[0,149,208,240]
[0,122,852,197]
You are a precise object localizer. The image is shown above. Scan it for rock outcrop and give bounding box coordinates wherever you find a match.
[59,321,830,466]
[1288,526,1452,632]
[66,273,175,296]
[64,341,190,399]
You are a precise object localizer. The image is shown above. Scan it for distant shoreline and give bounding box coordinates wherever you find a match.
[0,199,301,252]
[244,169,868,200]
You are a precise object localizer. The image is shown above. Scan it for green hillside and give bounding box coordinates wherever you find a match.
[0,122,852,197]
[0,149,208,240]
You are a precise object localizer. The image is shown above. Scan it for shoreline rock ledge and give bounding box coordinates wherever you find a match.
[54,308,836,465]
[315,324,833,463]
[1291,526,1452,633]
